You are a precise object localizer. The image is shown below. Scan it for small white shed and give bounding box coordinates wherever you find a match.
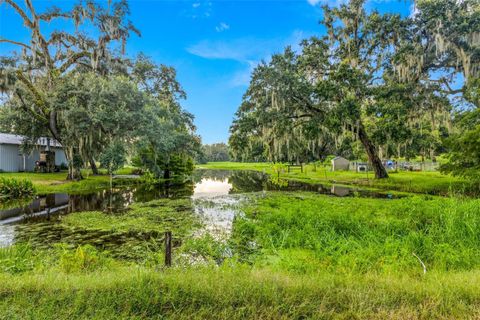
[331,156,350,171]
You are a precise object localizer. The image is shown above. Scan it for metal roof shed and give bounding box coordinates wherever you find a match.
[0,133,66,172]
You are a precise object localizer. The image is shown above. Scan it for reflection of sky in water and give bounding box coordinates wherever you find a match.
[192,178,239,239]
[193,178,232,198]
[193,197,238,240]
[0,225,15,247]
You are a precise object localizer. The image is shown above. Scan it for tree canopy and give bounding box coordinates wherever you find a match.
[0,0,199,180]
[230,0,479,179]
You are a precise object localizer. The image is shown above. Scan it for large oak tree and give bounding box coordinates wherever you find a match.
[0,0,139,179]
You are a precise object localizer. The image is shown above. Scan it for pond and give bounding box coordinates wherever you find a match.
[0,170,396,252]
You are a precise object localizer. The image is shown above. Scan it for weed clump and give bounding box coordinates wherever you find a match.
[0,177,36,199]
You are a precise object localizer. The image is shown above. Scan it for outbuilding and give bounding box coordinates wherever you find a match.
[0,133,67,172]
[331,156,350,171]
[350,161,371,173]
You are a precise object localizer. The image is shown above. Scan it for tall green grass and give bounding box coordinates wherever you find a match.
[1,266,480,319]
[232,193,480,274]
[0,243,114,275]
[0,244,37,274]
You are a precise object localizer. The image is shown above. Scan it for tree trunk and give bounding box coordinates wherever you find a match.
[163,168,171,180]
[65,147,83,181]
[357,122,389,179]
[90,158,99,175]
[47,111,84,180]
[66,163,83,180]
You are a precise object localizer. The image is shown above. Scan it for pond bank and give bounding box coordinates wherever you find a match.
[198,162,476,196]
[0,168,141,195]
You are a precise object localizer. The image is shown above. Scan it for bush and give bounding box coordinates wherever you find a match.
[58,162,68,171]
[0,177,36,199]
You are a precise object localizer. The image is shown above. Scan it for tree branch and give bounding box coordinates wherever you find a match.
[15,89,48,124]
[58,51,90,74]
[2,0,34,28]
[15,70,49,114]
[0,38,32,50]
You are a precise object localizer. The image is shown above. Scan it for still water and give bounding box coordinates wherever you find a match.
[0,170,395,250]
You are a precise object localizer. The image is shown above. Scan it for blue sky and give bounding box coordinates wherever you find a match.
[0,0,412,144]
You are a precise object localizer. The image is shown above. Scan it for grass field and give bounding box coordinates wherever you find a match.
[198,162,476,196]
[233,193,480,273]
[1,163,479,318]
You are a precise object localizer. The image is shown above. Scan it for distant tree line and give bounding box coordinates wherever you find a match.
[196,143,230,163]
[229,0,479,179]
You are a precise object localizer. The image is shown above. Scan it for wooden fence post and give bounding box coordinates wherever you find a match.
[165,231,172,267]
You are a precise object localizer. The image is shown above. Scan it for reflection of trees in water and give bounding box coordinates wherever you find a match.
[1,182,196,223]
[227,170,320,193]
[228,171,268,193]
[133,182,194,201]
[197,170,318,194]
[68,182,195,213]
[226,170,334,194]
[192,170,234,183]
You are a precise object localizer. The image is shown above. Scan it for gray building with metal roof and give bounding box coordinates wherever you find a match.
[0,133,67,172]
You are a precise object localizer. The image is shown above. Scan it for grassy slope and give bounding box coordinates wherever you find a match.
[2,193,480,318]
[198,162,474,195]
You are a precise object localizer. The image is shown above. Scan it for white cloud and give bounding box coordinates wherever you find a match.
[409,3,419,17]
[215,22,230,32]
[186,30,309,86]
[187,39,256,61]
[186,1,212,19]
[230,60,258,87]
[187,31,305,62]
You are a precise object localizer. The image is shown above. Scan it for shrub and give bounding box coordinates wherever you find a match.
[0,177,36,199]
